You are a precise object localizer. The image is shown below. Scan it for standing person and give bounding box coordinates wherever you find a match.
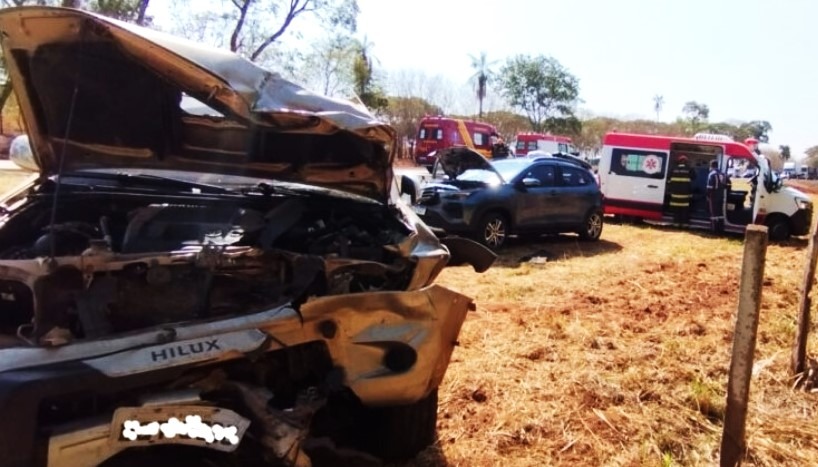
[706,159,729,233]
[668,155,695,226]
[491,135,510,159]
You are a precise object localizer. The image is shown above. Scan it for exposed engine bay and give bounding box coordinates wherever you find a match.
[0,184,415,347]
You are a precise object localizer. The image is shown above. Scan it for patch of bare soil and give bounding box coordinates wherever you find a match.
[403,218,818,466]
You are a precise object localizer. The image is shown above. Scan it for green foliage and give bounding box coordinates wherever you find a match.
[681,101,709,134]
[495,54,580,133]
[351,37,387,113]
[382,96,441,139]
[469,51,496,119]
[301,34,357,96]
[89,0,151,24]
[738,120,772,143]
[779,145,791,161]
[804,146,818,169]
[482,110,529,140]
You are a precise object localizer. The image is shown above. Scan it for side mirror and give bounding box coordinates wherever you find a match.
[8,135,39,172]
[570,151,580,157]
[521,177,541,187]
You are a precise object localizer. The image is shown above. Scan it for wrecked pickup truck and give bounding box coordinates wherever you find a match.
[0,6,496,467]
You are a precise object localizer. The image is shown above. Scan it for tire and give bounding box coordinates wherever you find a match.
[578,211,604,241]
[358,389,439,460]
[766,216,792,241]
[475,212,508,249]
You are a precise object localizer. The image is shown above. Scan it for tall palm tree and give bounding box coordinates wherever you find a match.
[653,94,664,122]
[469,52,495,120]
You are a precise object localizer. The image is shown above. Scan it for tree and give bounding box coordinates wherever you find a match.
[681,101,709,134]
[469,52,495,120]
[89,0,152,24]
[351,37,387,113]
[804,146,818,169]
[495,54,580,133]
[653,94,664,122]
[738,120,772,143]
[225,0,358,63]
[779,145,791,161]
[300,34,357,97]
[167,0,357,65]
[482,110,529,141]
[382,96,441,139]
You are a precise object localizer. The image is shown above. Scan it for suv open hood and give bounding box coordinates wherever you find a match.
[434,146,505,182]
[0,7,396,202]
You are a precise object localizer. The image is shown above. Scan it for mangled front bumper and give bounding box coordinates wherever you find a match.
[0,284,471,467]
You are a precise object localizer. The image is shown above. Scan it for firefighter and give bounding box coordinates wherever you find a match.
[491,135,511,159]
[668,155,695,226]
[706,159,730,233]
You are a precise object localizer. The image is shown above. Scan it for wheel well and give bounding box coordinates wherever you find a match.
[475,208,512,231]
[765,212,791,228]
[764,213,792,240]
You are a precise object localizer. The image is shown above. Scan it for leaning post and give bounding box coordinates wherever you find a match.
[791,213,818,376]
[720,225,768,467]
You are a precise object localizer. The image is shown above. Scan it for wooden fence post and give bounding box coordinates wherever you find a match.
[720,225,768,467]
[792,213,818,376]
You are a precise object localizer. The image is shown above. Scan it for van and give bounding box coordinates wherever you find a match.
[413,116,498,171]
[598,132,813,240]
[514,132,578,156]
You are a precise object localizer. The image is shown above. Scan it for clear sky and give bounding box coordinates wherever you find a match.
[355,0,818,157]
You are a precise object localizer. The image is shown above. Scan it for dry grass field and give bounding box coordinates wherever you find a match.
[403,180,818,467]
[0,167,816,466]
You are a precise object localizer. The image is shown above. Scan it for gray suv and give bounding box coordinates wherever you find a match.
[409,147,604,249]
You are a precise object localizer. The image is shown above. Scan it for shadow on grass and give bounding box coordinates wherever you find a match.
[388,444,449,467]
[490,234,624,266]
[606,216,812,250]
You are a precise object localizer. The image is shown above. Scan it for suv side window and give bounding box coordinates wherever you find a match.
[560,166,590,187]
[525,164,557,187]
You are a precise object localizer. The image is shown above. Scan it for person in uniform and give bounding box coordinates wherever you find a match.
[667,155,695,226]
[706,159,730,233]
[491,135,511,159]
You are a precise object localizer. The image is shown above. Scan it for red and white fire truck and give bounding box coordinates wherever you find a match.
[514,132,578,156]
[412,116,498,171]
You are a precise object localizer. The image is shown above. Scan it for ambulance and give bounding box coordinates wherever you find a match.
[413,116,498,171]
[598,132,813,241]
[514,132,578,156]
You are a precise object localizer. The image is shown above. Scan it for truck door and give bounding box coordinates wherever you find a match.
[600,147,669,217]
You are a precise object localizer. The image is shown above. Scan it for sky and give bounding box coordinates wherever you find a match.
[354,0,818,157]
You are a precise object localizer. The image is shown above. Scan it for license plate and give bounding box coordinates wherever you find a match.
[413,205,426,215]
[109,405,251,452]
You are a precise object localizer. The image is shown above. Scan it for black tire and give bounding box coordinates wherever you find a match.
[766,216,792,241]
[578,211,604,241]
[475,212,508,249]
[358,389,439,460]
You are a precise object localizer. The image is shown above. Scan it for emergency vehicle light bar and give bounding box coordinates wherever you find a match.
[693,133,735,143]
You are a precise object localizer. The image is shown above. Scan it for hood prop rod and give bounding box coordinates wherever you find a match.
[46,31,85,266]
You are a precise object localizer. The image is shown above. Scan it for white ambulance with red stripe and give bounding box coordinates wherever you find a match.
[597,132,812,240]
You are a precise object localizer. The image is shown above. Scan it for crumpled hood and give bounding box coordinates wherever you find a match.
[434,146,504,182]
[0,6,396,202]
